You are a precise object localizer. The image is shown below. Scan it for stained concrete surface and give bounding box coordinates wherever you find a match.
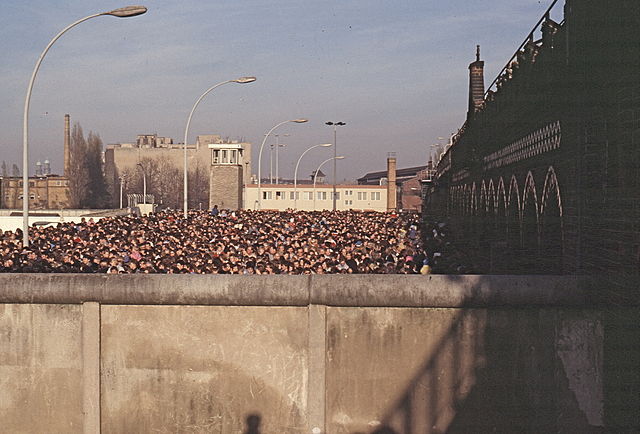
[0,304,83,433]
[100,305,308,433]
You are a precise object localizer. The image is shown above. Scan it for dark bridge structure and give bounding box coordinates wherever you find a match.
[424,0,639,283]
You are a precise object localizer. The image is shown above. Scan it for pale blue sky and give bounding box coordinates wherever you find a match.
[0,0,559,181]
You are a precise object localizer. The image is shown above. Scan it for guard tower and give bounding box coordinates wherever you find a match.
[209,143,244,209]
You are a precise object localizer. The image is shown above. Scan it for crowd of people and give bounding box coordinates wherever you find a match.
[0,209,443,275]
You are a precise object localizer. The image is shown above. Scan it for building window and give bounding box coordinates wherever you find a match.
[213,150,220,164]
[372,191,381,200]
[317,191,327,200]
[357,191,367,200]
[289,191,299,200]
[262,191,272,200]
[229,150,237,164]
[334,192,340,200]
[344,200,353,206]
[304,191,313,200]
[275,191,283,200]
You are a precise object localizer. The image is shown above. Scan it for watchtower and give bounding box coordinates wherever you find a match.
[209,143,244,209]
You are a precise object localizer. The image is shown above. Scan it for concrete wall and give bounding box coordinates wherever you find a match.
[0,275,636,433]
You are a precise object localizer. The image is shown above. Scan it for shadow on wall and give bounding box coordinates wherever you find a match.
[244,413,261,434]
[350,275,611,434]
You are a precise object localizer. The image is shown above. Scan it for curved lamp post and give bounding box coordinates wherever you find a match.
[313,156,345,211]
[21,5,148,247]
[257,118,308,209]
[293,143,332,210]
[182,76,256,219]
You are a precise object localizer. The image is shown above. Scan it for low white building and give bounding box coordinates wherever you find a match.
[243,184,387,211]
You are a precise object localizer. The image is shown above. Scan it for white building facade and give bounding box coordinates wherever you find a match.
[244,184,387,211]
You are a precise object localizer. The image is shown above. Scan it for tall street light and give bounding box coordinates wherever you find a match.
[182,76,256,219]
[274,133,289,185]
[257,119,308,209]
[293,143,332,210]
[313,156,345,211]
[325,121,346,211]
[136,163,147,204]
[21,5,148,247]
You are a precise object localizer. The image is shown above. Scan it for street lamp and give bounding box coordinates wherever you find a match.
[119,175,126,209]
[136,163,147,204]
[274,133,289,185]
[257,119,308,209]
[293,143,332,210]
[182,76,256,218]
[325,121,346,211]
[313,156,345,211]
[21,5,147,247]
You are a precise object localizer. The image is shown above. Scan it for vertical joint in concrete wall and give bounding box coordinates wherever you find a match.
[307,304,327,433]
[82,302,101,434]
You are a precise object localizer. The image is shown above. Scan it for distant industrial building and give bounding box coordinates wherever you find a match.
[244,184,387,211]
[104,134,252,208]
[0,114,72,210]
[358,156,434,211]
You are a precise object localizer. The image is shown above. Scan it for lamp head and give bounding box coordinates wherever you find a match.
[292,119,308,123]
[320,143,333,147]
[105,5,148,17]
[335,156,346,160]
[233,76,257,84]
[325,121,334,126]
[336,122,346,126]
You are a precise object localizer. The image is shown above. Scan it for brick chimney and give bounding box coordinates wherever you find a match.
[468,45,485,117]
[386,155,397,211]
[64,114,70,177]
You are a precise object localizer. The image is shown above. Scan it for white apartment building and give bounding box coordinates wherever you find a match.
[243,184,387,211]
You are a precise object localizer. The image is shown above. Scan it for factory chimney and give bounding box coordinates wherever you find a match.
[386,154,397,211]
[467,45,485,118]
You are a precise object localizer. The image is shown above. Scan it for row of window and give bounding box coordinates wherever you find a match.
[261,191,382,201]
[5,180,68,187]
[212,149,242,165]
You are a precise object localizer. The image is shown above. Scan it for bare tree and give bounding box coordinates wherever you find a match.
[188,161,209,209]
[1,161,7,177]
[86,131,109,207]
[11,164,20,177]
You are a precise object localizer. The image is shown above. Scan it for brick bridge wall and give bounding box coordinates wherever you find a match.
[425,0,640,284]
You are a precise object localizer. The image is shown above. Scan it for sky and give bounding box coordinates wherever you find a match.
[0,0,560,182]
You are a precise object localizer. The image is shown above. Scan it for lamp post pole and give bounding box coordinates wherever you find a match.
[313,156,345,211]
[21,5,147,247]
[293,143,332,210]
[119,175,125,209]
[274,133,288,185]
[136,163,147,204]
[325,121,346,211]
[257,119,308,209]
[182,76,256,219]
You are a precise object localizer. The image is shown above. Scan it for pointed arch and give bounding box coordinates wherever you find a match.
[541,166,563,218]
[487,179,496,215]
[522,171,540,265]
[480,180,488,216]
[507,174,521,250]
[540,166,564,273]
[471,182,478,216]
